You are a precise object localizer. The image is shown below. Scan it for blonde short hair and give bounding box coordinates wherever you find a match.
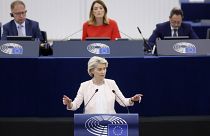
[87,56,108,77]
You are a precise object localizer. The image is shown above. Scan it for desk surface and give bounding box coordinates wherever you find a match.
[0,57,210,117]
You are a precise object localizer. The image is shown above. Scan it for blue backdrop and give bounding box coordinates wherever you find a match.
[0,57,210,117]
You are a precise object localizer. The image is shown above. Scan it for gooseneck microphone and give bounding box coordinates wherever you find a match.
[137,26,153,52]
[83,89,98,113]
[112,90,130,113]
[119,31,135,40]
[63,29,82,40]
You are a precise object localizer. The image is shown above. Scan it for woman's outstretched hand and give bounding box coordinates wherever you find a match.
[63,95,73,109]
[131,94,143,103]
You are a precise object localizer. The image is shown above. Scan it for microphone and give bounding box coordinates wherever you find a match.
[83,89,98,113]
[112,90,130,113]
[137,26,153,52]
[62,29,82,41]
[119,31,135,40]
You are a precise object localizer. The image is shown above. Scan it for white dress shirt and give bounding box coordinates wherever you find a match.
[15,21,26,36]
[170,26,178,37]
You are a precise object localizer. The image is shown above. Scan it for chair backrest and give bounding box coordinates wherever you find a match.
[0,22,2,40]
[41,31,47,42]
[39,31,53,56]
[207,28,210,39]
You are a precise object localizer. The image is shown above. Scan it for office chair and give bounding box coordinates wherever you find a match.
[41,31,47,43]
[0,22,1,40]
[40,31,53,56]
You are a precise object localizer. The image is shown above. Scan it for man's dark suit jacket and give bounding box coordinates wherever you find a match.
[148,21,199,47]
[2,18,43,41]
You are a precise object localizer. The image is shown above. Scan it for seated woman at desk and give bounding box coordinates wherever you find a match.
[82,0,121,41]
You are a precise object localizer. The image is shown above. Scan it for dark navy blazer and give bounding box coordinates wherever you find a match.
[2,18,43,41]
[148,21,199,47]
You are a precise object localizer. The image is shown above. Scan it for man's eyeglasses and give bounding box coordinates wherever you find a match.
[13,10,27,16]
[170,20,181,25]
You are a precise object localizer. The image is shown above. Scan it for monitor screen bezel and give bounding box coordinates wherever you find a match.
[85,37,111,41]
[163,36,189,40]
[6,36,34,41]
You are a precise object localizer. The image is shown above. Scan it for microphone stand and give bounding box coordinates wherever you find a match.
[63,29,82,41]
[119,31,135,40]
[83,89,98,113]
[112,90,130,114]
[137,27,153,54]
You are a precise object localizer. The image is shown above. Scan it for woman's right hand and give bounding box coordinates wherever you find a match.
[63,95,73,109]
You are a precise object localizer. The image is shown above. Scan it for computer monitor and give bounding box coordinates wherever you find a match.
[6,36,34,41]
[85,37,111,41]
[163,36,189,40]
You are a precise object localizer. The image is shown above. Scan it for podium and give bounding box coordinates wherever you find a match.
[0,41,40,58]
[74,114,139,136]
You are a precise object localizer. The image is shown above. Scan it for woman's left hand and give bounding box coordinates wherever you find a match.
[131,94,143,102]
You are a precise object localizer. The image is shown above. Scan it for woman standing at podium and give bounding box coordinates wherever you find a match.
[82,0,121,40]
[63,56,142,114]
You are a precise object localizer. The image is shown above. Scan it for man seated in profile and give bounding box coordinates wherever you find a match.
[148,7,199,48]
[2,0,43,41]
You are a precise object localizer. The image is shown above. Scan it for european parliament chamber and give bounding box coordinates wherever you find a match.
[1,0,210,136]
[0,39,210,136]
